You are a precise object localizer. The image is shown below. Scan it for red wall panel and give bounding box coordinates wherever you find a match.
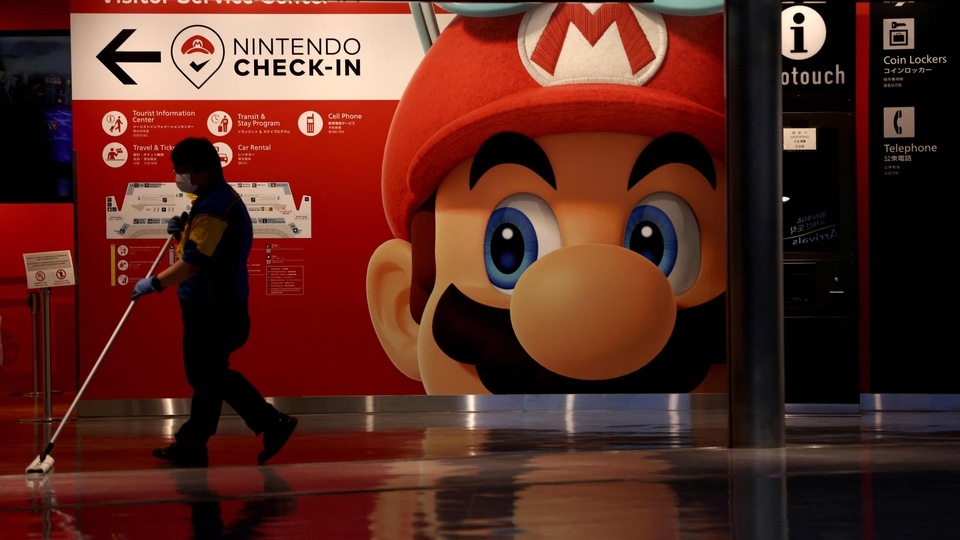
[0,203,75,394]
[0,0,69,31]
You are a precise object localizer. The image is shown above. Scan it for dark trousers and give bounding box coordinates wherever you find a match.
[175,299,277,448]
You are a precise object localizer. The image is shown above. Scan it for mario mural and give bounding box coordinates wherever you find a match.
[366,2,727,395]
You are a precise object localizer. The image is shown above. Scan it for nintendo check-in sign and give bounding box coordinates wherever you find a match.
[70,13,447,100]
[23,251,76,289]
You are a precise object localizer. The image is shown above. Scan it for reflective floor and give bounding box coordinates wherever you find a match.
[2,393,960,539]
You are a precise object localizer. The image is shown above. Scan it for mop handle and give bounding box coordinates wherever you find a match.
[44,235,174,452]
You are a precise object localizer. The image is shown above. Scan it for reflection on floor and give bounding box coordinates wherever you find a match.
[2,393,960,539]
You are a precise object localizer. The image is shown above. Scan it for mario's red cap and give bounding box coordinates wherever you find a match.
[382,4,725,239]
[181,35,214,55]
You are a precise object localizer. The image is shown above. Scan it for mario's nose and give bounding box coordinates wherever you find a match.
[510,244,677,380]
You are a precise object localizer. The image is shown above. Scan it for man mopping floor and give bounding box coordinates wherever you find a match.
[132,137,297,467]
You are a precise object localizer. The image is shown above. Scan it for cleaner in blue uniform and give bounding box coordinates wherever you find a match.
[133,136,297,467]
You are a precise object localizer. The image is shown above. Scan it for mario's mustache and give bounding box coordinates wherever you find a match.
[431,284,725,394]
[432,285,534,390]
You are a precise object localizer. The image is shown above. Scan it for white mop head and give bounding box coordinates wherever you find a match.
[26,455,54,475]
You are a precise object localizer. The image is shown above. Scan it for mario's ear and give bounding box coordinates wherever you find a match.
[366,239,422,381]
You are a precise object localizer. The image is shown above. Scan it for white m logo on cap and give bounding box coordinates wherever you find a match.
[519,3,668,87]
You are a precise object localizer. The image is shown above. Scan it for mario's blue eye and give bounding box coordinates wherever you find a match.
[624,205,678,275]
[484,194,560,293]
[485,207,535,288]
[624,193,701,295]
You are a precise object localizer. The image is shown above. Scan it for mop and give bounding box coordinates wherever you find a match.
[26,235,173,475]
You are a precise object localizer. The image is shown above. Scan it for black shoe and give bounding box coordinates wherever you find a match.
[258,413,298,465]
[152,443,208,467]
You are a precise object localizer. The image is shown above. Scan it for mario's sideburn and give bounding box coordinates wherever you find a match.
[367,3,728,394]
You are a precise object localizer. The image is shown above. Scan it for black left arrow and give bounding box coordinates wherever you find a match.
[97,29,161,85]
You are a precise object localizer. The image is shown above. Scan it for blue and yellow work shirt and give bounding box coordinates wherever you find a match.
[176,181,252,304]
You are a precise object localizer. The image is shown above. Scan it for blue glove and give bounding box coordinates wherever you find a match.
[166,211,188,241]
[132,276,162,300]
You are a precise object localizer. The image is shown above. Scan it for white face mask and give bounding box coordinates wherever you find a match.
[175,173,197,194]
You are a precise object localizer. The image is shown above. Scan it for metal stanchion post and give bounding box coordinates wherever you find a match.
[42,287,53,421]
[19,249,71,420]
[31,291,39,395]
